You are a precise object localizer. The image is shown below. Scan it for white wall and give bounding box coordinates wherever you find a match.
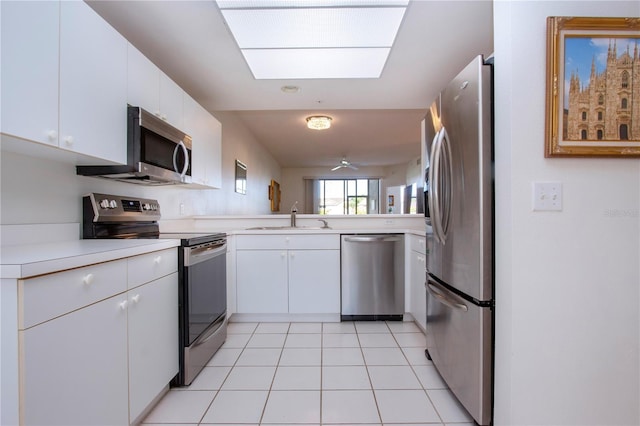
[0,111,281,225]
[493,2,640,425]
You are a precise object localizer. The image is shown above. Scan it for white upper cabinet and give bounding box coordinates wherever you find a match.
[159,72,185,129]
[1,1,128,164]
[59,1,127,163]
[127,43,160,114]
[184,94,222,189]
[1,1,60,146]
[127,43,184,130]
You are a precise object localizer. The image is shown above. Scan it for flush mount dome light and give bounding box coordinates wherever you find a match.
[306,115,332,130]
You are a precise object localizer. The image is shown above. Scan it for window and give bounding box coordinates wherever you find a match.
[620,124,629,140]
[622,98,628,109]
[306,178,380,215]
[581,111,587,120]
[622,71,629,89]
[598,111,602,121]
[597,129,603,140]
[581,129,587,140]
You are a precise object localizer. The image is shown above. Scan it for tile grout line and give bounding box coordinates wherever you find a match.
[197,322,258,425]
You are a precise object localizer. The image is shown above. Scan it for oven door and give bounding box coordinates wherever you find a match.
[182,240,227,346]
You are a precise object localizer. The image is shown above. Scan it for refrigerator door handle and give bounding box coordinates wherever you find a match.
[427,280,468,312]
[429,129,444,243]
[438,126,453,240]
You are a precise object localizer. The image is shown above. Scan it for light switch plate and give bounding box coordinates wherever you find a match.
[532,181,562,211]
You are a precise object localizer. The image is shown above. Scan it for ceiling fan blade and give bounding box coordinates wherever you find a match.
[347,164,359,170]
[331,165,342,171]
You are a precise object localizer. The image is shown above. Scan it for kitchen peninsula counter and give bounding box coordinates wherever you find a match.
[1,239,180,279]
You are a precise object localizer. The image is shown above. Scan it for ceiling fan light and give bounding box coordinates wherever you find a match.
[306,115,332,130]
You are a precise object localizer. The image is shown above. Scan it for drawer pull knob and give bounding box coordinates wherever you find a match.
[82,273,94,285]
[154,256,162,264]
[131,294,140,303]
[119,300,128,310]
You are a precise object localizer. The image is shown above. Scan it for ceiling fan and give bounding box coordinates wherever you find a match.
[331,158,359,171]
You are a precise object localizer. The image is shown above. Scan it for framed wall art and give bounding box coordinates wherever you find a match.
[545,17,640,157]
[269,179,281,212]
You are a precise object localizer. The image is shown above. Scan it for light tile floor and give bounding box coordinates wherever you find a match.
[142,321,474,426]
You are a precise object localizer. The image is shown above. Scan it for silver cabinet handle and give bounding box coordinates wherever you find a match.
[427,280,468,312]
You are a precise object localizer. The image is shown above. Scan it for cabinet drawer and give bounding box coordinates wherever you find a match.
[128,248,177,289]
[409,235,426,254]
[236,234,339,250]
[19,259,127,329]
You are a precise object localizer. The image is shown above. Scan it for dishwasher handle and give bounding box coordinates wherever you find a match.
[343,235,402,243]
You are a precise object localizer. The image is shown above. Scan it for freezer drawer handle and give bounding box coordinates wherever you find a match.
[427,281,468,312]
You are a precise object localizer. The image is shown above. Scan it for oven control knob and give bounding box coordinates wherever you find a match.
[99,199,110,209]
[109,200,118,209]
[142,203,151,211]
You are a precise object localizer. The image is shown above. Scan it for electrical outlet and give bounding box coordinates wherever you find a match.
[179,203,185,215]
[532,182,562,211]
[384,219,395,225]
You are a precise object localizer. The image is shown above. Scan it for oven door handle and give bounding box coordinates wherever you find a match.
[191,314,226,347]
[184,242,226,266]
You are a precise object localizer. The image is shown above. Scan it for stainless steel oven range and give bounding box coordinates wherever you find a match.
[82,192,227,386]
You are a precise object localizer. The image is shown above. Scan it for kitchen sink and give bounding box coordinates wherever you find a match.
[245,226,329,230]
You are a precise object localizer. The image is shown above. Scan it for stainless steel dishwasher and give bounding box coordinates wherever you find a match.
[341,234,404,321]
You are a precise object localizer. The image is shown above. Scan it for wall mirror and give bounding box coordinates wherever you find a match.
[235,160,247,194]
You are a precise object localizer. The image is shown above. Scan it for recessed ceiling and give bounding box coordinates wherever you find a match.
[216,1,408,79]
[86,0,494,169]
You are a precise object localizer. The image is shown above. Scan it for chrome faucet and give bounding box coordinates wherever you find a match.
[318,219,330,229]
[290,201,298,227]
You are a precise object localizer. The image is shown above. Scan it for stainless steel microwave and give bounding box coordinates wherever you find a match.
[77,106,192,185]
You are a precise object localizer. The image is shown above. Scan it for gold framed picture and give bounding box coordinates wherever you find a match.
[545,17,640,157]
[269,180,281,212]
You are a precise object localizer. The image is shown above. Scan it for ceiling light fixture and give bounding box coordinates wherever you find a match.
[281,85,300,93]
[306,116,332,130]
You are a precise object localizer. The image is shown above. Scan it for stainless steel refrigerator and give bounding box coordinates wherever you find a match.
[423,54,493,426]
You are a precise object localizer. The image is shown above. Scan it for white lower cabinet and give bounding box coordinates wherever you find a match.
[17,248,178,425]
[408,235,427,332]
[235,235,340,315]
[128,272,179,423]
[236,250,288,313]
[289,250,340,314]
[21,293,130,426]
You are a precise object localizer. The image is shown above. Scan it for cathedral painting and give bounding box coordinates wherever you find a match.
[564,37,639,142]
[545,17,640,157]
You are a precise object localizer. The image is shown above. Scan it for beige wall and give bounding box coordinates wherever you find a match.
[493,1,640,425]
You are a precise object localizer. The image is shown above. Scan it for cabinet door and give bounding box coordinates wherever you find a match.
[59,1,127,163]
[1,1,59,146]
[20,294,129,426]
[128,273,179,423]
[184,95,222,189]
[159,71,184,129]
[410,250,427,331]
[236,250,288,313]
[288,250,340,314]
[127,43,160,114]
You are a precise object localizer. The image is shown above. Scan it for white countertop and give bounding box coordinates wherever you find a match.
[1,239,180,279]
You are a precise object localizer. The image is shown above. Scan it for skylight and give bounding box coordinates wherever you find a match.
[215,0,409,79]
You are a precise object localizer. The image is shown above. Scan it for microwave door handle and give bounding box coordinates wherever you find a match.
[173,141,189,178]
